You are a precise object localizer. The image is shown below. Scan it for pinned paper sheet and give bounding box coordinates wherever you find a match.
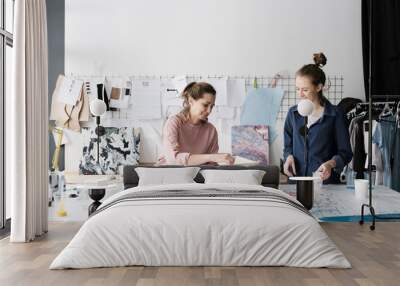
[162,96,183,117]
[207,108,219,124]
[162,79,179,97]
[50,75,88,130]
[161,79,184,116]
[227,78,246,107]
[82,76,105,102]
[240,87,284,142]
[142,122,163,151]
[56,77,83,106]
[206,77,228,106]
[109,87,131,109]
[216,106,235,119]
[105,77,132,109]
[217,119,231,153]
[171,75,187,94]
[129,79,162,119]
[166,106,182,118]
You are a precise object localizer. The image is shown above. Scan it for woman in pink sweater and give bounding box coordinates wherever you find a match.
[158,82,235,166]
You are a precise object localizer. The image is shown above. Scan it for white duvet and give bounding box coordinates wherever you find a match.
[50,183,351,269]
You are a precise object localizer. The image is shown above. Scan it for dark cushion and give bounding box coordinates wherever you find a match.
[123,164,280,190]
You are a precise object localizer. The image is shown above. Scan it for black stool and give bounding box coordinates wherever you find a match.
[296,180,314,210]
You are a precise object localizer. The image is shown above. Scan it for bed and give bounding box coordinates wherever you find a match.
[50,165,350,269]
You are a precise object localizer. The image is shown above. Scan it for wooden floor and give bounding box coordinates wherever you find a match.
[0,222,399,286]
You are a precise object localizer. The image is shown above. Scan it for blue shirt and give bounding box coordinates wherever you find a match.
[283,101,353,184]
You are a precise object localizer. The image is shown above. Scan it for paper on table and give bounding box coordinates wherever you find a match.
[56,77,83,106]
[218,156,259,166]
[64,173,117,184]
[227,78,246,107]
[234,156,259,165]
[129,78,162,119]
[206,77,228,106]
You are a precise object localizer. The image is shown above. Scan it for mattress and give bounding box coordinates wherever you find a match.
[50,183,351,269]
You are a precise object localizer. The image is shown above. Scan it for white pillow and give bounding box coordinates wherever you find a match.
[200,169,266,185]
[136,167,200,186]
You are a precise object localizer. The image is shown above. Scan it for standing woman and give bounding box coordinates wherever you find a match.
[158,82,235,165]
[283,53,352,183]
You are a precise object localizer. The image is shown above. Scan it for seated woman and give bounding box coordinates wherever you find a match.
[283,53,353,183]
[158,82,235,166]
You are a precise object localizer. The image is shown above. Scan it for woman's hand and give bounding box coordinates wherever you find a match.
[212,153,235,165]
[283,155,297,177]
[317,160,336,181]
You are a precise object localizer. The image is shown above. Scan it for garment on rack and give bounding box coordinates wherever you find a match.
[365,140,384,186]
[347,113,367,187]
[363,120,377,152]
[337,97,363,128]
[346,102,400,188]
[348,115,367,177]
[338,97,363,114]
[391,127,400,192]
[363,121,384,185]
[373,116,396,188]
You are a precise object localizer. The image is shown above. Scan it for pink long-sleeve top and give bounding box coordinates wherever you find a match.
[158,115,219,165]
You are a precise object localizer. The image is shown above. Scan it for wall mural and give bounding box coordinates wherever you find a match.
[231,125,269,165]
[79,127,140,175]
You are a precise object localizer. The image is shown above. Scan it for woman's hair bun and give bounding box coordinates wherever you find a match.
[313,53,327,68]
[182,82,196,94]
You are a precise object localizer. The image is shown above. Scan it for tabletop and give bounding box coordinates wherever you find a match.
[280,184,400,221]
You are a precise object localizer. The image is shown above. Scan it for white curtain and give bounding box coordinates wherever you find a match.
[9,0,49,242]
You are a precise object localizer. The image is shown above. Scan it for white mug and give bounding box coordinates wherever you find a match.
[354,179,369,200]
[311,172,323,202]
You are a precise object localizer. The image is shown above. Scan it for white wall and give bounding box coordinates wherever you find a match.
[64,0,364,169]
